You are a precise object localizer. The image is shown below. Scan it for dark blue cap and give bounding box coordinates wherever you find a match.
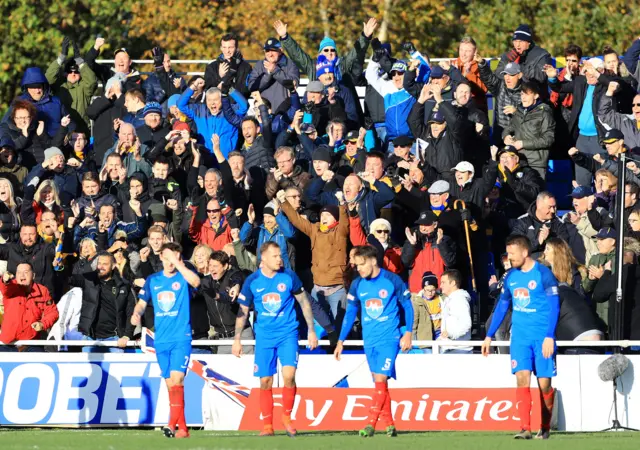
[430,66,446,79]
[596,227,616,240]
[428,110,445,123]
[570,185,593,199]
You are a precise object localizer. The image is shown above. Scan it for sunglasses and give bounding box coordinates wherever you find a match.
[389,71,404,77]
[323,48,336,53]
[374,229,390,234]
[566,59,579,63]
[207,209,221,213]
[633,103,640,107]
[69,70,80,74]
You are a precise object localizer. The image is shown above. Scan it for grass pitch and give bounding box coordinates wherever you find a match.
[1,428,640,450]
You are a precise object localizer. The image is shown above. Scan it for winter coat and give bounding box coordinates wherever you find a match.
[24,163,81,208]
[502,101,555,173]
[366,60,415,140]
[103,142,153,178]
[401,230,457,293]
[495,161,544,219]
[188,210,233,251]
[477,60,522,131]
[496,44,552,85]
[45,59,97,133]
[0,240,57,296]
[247,55,300,112]
[556,283,603,341]
[281,201,348,287]
[85,94,126,164]
[0,280,58,344]
[439,288,472,352]
[511,202,570,258]
[265,165,312,200]
[349,216,403,274]
[70,271,136,339]
[204,54,253,97]
[177,88,247,156]
[200,269,246,336]
[240,211,296,270]
[598,94,640,150]
[411,293,436,343]
[448,160,499,214]
[592,264,640,339]
[304,177,395,234]
[0,120,51,169]
[451,58,488,111]
[409,101,465,181]
[136,123,171,149]
[143,69,186,104]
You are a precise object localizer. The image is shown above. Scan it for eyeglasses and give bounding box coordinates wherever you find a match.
[374,229,390,234]
[323,48,336,53]
[207,209,221,213]
[277,158,292,165]
[566,59,579,63]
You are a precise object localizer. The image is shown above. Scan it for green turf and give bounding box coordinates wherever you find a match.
[1,429,640,450]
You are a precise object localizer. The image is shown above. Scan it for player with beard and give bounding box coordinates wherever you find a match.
[482,234,559,440]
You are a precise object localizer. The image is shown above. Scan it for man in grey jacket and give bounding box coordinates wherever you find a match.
[598,81,640,149]
[247,38,300,112]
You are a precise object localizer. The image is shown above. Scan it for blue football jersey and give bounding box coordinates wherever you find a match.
[238,268,302,340]
[342,269,412,347]
[139,271,194,345]
[500,262,560,341]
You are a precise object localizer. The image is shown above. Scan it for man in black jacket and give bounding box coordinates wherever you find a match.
[72,252,136,352]
[86,79,125,165]
[494,146,544,219]
[204,34,252,97]
[201,251,254,354]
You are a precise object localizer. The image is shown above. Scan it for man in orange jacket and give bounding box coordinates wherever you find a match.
[0,262,58,351]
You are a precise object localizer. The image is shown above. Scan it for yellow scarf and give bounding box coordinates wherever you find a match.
[319,222,339,233]
[498,163,520,182]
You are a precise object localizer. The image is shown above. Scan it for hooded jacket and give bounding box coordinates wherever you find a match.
[239,211,297,270]
[401,229,457,293]
[0,240,57,296]
[439,288,472,352]
[511,201,570,258]
[0,280,58,344]
[188,207,233,251]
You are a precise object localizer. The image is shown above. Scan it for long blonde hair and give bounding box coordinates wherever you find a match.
[540,238,586,284]
[0,178,16,210]
[190,244,213,272]
[35,179,61,206]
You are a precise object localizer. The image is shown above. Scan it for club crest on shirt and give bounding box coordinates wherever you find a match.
[513,288,530,309]
[365,298,384,319]
[512,359,518,369]
[277,283,287,292]
[379,289,388,298]
[157,291,176,312]
[262,293,282,313]
[172,282,181,291]
[528,280,537,290]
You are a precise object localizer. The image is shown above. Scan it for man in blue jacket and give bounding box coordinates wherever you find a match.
[3,67,72,138]
[177,78,248,157]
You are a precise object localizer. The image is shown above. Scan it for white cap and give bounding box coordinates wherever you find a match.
[452,161,475,173]
[586,57,604,71]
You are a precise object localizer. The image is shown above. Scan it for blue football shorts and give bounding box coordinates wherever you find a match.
[254,333,299,378]
[365,341,400,379]
[156,340,192,379]
[510,339,557,378]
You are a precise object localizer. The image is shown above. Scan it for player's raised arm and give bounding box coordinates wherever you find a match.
[162,246,201,289]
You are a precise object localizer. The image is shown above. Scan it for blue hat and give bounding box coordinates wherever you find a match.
[264,38,282,51]
[318,36,337,53]
[167,94,180,109]
[0,136,15,150]
[427,110,445,123]
[143,102,162,117]
[391,61,407,73]
[603,128,624,143]
[315,55,336,79]
[430,66,446,79]
[513,24,533,43]
[595,227,616,240]
[570,186,593,199]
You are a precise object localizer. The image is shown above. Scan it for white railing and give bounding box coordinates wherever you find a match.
[12,339,637,354]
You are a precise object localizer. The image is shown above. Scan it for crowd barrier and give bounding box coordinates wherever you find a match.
[0,340,636,431]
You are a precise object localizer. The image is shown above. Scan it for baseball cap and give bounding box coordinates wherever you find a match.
[263,38,282,51]
[415,210,438,225]
[345,130,359,142]
[497,145,519,159]
[428,180,450,194]
[300,123,317,134]
[500,62,522,76]
[306,80,324,93]
[570,186,593,199]
[430,66,446,79]
[595,227,616,240]
[391,61,407,73]
[114,48,129,57]
[393,135,413,147]
[452,161,475,173]
[427,110,445,124]
[603,128,624,144]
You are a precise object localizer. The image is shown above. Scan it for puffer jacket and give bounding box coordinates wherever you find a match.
[247,55,300,112]
[401,230,457,293]
[188,210,233,251]
[0,280,58,344]
[502,101,555,173]
[45,59,97,134]
[348,216,403,274]
[478,60,522,130]
[511,201,570,258]
[239,211,296,270]
[365,60,416,140]
[177,87,248,156]
[281,201,348,287]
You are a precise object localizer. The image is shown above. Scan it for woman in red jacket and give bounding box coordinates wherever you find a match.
[0,262,58,351]
[349,215,403,275]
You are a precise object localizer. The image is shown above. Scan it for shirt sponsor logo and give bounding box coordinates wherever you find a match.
[365,298,384,319]
[262,293,282,314]
[157,291,176,312]
[513,288,530,309]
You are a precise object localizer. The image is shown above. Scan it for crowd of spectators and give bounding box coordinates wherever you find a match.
[0,19,640,353]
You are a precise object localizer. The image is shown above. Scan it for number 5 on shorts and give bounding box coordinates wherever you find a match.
[382,358,391,371]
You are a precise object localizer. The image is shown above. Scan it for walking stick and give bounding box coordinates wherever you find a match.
[453,199,476,292]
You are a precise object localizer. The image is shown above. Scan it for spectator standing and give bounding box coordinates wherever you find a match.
[205,34,253,97]
[438,269,472,353]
